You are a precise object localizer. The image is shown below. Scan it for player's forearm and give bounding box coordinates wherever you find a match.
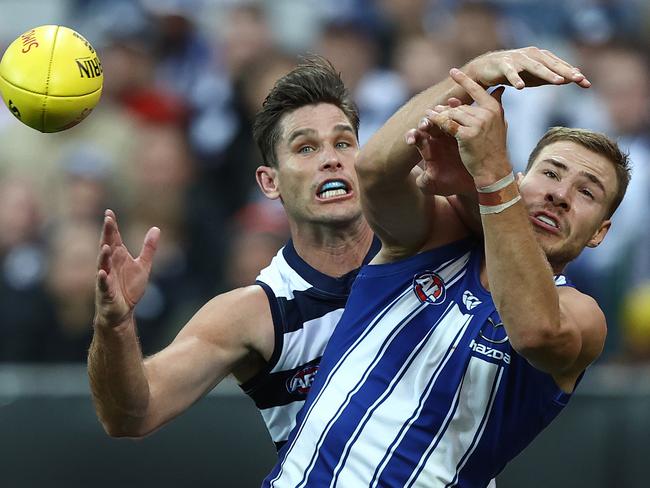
[357,76,461,180]
[88,316,151,437]
[448,193,482,236]
[481,200,572,369]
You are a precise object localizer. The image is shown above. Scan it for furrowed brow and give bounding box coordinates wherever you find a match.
[580,170,606,194]
[287,128,317,145]
[333,124,355,135]
[546,158,568,172]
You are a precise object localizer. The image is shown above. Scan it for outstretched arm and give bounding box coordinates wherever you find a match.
[427,69,605,388]
[355,47,590,259]
[89,210,273,437]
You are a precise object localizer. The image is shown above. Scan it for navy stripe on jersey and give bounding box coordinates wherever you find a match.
[277,290,348,334]
[254,280,285,374]
[247,356,322,409]
[239,236,381,448]
[282,238,382,295]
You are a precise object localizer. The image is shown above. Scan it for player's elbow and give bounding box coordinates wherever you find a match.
[99,413,153,439]
[355,152,394,195]
[511,325,580,373]
[355,151,379,181]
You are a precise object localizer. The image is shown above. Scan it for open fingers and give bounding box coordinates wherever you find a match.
[530,49,591,87]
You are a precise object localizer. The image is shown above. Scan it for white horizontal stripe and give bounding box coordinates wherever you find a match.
[333,304,472,488]
[272,309,344,373]
[409,356,502,487]
[261,399,306,443]
[257,250,312,299]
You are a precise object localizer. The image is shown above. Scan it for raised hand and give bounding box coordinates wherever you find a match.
[464,46,591,90]
[424,69,512,187]
[94,209,160,329]
[405,113,474,197]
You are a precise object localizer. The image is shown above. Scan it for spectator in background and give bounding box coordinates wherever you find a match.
[317,19,404,144]
[120,121,208,350]
[223,200,289,290]
[59,145,113,224]
[447,2,507,65]
[0,177,51,361]
[392,34,455,98]
[43,222,100,361]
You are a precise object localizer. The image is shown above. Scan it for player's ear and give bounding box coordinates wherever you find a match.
[256,165,280,200]
[586,219,611,248]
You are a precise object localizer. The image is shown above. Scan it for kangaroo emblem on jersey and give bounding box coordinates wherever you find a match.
[462,290,482,310]
[413,271,446,305]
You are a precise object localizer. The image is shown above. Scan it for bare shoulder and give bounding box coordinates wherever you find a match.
[556,287,607,389]
[558,286,607,340]
[175,285,275,361]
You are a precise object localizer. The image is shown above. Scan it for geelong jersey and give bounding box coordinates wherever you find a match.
[265,238,577,488]
[239,237,381,450]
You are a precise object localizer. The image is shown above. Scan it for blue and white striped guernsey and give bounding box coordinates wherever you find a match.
[239,237,381,450]
[264,238,577,487]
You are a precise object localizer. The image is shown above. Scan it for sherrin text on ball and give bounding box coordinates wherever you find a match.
[0,25,103,133]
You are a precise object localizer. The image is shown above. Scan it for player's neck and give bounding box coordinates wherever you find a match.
[290,218,374,278]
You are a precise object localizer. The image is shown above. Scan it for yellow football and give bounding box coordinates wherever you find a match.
[0,25,103,133]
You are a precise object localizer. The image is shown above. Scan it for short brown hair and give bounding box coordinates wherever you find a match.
[252,55,359,168]
[526,127,631,218]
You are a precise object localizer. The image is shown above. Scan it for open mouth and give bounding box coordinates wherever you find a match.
[531,212,560,234]
[317,180,350,200]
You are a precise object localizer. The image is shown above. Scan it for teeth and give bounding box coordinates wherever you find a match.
[536,215,557,228]
[321,181,347,192]
[320,189,347,199]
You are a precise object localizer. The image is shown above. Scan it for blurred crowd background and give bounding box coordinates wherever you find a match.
[1,0,649,365]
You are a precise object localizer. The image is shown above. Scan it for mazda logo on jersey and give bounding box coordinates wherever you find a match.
[286,365,319,395]
[478,316,509,344]
[413,271,446,305]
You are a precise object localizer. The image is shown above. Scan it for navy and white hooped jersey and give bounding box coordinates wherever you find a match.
[264,238,576,488]
[239,238,381,450]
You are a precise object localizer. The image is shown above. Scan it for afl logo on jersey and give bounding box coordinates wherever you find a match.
[286,364,319,395]
[413,271,446,305]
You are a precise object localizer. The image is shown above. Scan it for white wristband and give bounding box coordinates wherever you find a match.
[476,172,515,193]
[479,194,522,215]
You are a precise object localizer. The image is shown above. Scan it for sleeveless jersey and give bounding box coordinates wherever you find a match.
[265,238,577,487]
[239,237,381,450]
